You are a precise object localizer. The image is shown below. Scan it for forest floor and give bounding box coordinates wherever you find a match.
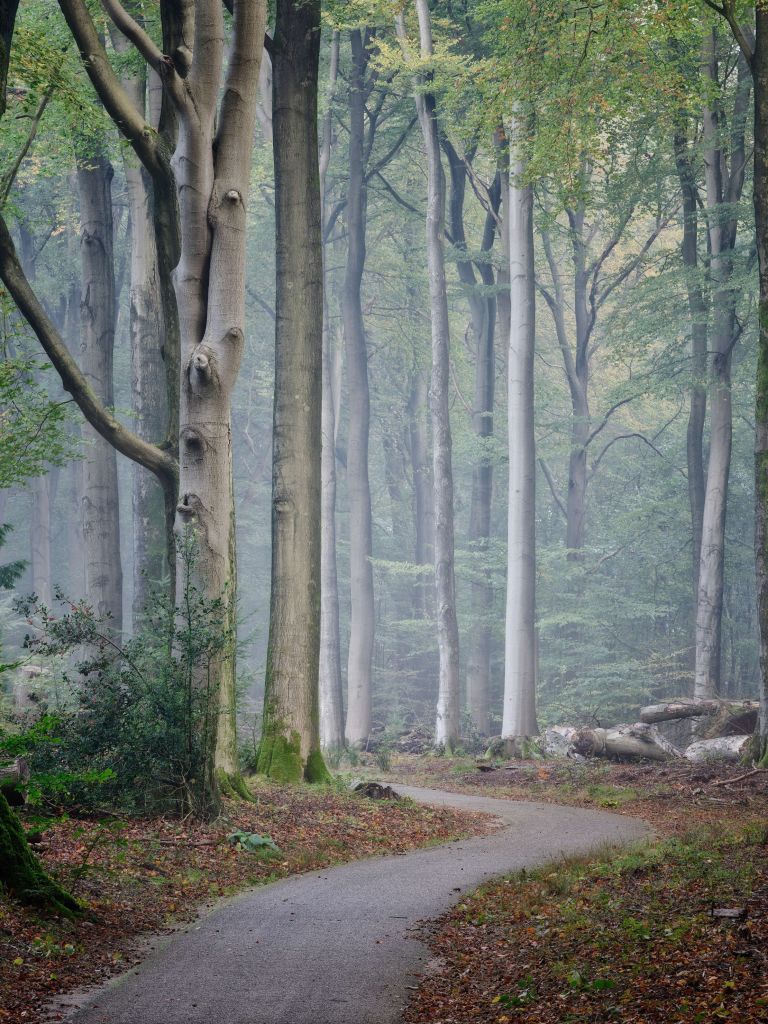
[0,776,488,1022]
[367,753,768,1024]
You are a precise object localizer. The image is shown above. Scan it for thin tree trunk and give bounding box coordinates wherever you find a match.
[444,141,499,736]
[754,11,768,760]
[77,143,122,633]
[259,0,328,783]
[319,30,344,751]
[407,368,434,618]
[502,133,538,739]
[695,38,749,699]
[109,25,169,621]
[398,2,461,749]
[30,474,52,608]
[673,123,707,606]
[18,221,53,611]
[343,29,375,747]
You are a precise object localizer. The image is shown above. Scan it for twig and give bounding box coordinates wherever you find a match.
[711,768,768,788]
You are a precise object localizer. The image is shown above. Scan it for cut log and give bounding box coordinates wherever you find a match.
[572,724,671,761]
[539,726,577,758]
[0,758,30,805]
[684,735,752,763]
[639,699,758,725]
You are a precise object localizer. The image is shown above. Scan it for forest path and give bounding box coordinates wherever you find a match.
[65,785,650,1024]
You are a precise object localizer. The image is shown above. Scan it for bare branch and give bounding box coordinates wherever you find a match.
[538,457,566,519]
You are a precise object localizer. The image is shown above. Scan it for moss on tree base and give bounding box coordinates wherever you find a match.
[0,792,80,917]
[216,769,255,802]
[257,731,330,784]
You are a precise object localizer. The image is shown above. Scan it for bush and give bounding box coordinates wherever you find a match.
[11,543,231,816]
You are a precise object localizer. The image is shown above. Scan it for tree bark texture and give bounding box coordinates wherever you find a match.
[162,0,265,801]
[343,29,375,747]
[502,139,538,739]
[77,144,123,634]
[259,0,328,783]
[399,1,461,749]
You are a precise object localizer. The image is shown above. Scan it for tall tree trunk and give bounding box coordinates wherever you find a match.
[502,135,538,739]
[18,221,53,611]
[674,123,707,608]
[754,9,768,759]
[109,23,170,622]
[259,0,328,783]
[399,1,461,749]
[343,29,375,747]
[77,144,122,633]
[444,141,499,736]
[695,38,749,699]
[407,367,434,619]
[319,30,344,751]
[30,474,52,608]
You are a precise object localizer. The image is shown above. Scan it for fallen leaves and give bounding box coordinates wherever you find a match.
[0,777,489,1022]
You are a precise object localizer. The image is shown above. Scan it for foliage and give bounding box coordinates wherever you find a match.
[12,543,232,816]
[0,350,74,488]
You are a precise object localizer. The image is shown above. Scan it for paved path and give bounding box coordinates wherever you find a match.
[65,785,650,1024]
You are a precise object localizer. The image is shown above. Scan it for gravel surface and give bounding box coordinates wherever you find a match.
[63,785,650,1024]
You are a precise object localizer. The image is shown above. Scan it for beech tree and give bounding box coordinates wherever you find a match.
[258,0,328,783]
[397,0,461,749]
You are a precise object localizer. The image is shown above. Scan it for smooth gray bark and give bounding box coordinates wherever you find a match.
[398,2,460,749]
[502,139,538,739]
[319,30,344,751]
[343,29,375,747]
[259,0,327,782]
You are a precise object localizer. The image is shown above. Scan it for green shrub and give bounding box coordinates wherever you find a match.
[10,542,231,816]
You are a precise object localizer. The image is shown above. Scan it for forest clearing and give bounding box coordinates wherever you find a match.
[2,0,768,1021]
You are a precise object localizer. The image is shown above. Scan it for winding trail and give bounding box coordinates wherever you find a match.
[65,785,650,1024]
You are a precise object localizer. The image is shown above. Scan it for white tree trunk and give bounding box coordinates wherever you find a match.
[502,136,538,739]
[399,1,460,749]
[318,31,344,750]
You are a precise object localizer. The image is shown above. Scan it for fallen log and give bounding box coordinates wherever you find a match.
[572,723,671,761]
[639,699,758,725]
[684,735,751,763]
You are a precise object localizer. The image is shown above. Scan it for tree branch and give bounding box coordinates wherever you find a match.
[538,457,566,519]
[57,0,165,174]
[0,215,177,486]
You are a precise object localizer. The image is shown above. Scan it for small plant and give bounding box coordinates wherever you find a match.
[226,831,281,855]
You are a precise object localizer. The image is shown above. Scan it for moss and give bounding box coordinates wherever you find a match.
[216,769,255,802]
[0,792,80,918]
[304,748,331,784]
[256,730,304,784]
